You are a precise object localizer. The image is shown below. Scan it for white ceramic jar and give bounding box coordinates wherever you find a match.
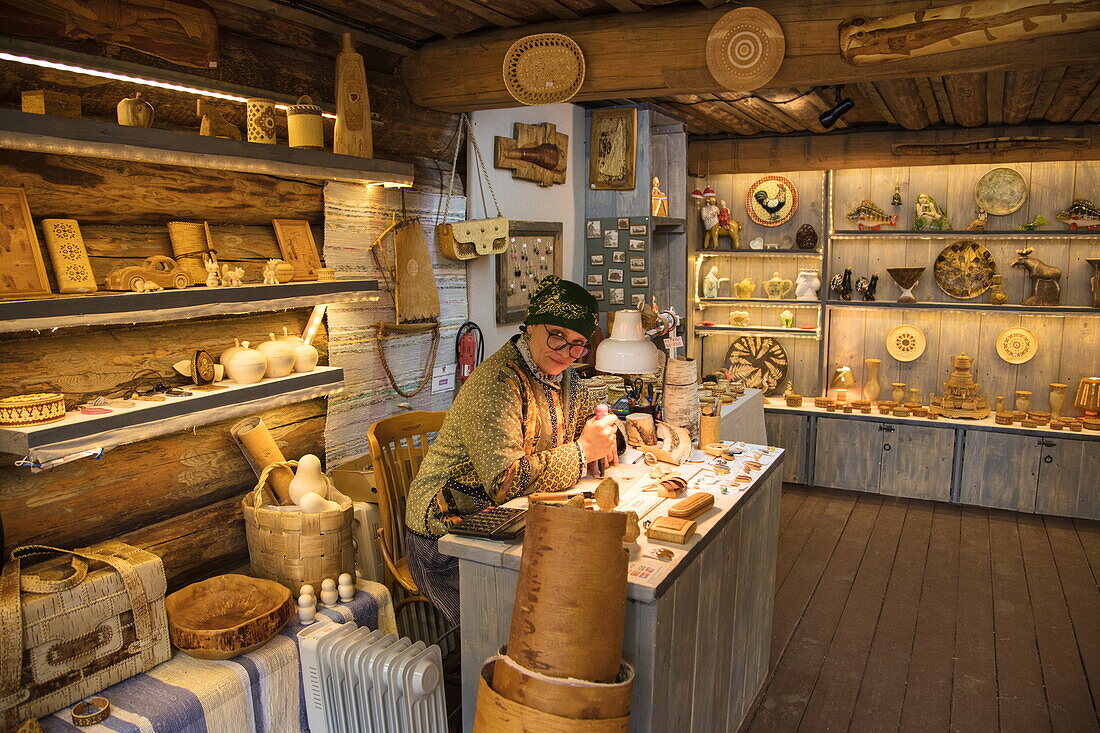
[256,332,295,377]
[223,341,268,384]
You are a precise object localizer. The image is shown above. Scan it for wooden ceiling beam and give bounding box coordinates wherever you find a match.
[929,76,955,126]
[674,94,761,135]
[986,70,1005,126]
[654,100,725,134]
[442,0,522,27]
[1044,65,1100,123]
[602,0,645,12]
[401,2,1100,111]
[1070,78,1100,123]
[856,82,898,126]
[525,0,582,19]
[1029,66,1066,120]
[913,77,941,126]
[716,94,798,134]
[872,78,931,130]
[943,72,988,128]
[215,0,417,55]
[353,0,477,38]
[1002,68,1044,124]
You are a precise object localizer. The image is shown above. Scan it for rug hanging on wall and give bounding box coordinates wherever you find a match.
[322,182,467,467]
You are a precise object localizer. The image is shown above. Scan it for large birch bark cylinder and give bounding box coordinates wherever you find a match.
[662,356,700,441]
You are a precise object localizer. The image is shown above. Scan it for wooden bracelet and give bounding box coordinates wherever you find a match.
[71,697,110,726]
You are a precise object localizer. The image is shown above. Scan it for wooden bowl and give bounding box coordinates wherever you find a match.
[166,574,293,659]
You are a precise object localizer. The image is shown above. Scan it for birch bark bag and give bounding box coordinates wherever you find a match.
[438,113,508,260]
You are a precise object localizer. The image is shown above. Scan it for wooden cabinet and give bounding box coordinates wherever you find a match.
[959,431,1042,512]
[813,417,882,493]
[1034,437,1100,520]
[764,411,809,484]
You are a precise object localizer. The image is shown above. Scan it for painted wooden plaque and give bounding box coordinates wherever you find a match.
[272,220,322,281]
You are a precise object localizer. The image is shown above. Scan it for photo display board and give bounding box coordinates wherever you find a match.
[584,216,650,311]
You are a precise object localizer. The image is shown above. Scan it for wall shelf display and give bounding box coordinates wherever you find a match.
[697,325,821,339]
[0,367,344,461]
[0,280,380,334]
[830,230,1100,240]
[697,250,822,257]
[825,300,1100,314]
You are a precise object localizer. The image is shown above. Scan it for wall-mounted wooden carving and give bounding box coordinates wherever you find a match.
[0,0,220,69]
[839,0,1098,66]
[493,122,568,187]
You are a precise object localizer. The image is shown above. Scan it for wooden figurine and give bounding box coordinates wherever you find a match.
[1011,247,1061,306]
[220,264,245,287]
[197,99,241,140]
[651,176,669,217]
[319,578,339,607]
[338,572,355,602]
[913,193,951,230]
[494,122,568,187]
[334,33,373,158]
[117,93,154,127]
[297,594,316,624]
[289,454,328,504]
[203,254,221,287]
[700,194,719,248]
[262,259,280,285]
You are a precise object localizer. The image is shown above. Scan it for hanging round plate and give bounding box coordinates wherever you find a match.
[996,326,1038,364]
[706,7,786,92]
[934,240,997,299]
[975,167,1028,216]
[745,174,798,226]
[886,324,926,362]
[502,33,586,106]
[725,335,788,394]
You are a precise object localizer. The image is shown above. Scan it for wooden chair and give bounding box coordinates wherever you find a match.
[366,410,447,609]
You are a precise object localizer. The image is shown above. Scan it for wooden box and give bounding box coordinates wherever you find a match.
[21,90,82,119]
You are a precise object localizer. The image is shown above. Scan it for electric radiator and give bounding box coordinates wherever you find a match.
[352,501,384,583]
[298,619,447,733]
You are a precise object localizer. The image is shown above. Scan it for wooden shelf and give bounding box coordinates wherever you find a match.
[697,250,823,257]
[0,367,344,460]
[830,229,1098,240]
[696,325,821,338]
[0,108,413,186]
[652,217,686,230]
[0,279,380,334]
[699,297,820,306]
[824,300,1099,315]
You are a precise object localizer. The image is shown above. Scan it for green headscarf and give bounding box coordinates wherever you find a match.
[523,276,599,339]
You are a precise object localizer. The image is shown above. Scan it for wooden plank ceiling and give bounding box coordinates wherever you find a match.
[290,0,1100,136]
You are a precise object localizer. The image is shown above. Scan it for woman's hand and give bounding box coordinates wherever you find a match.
[579,413,619,471]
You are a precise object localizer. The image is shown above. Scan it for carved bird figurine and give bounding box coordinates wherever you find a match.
[830,267,853,301]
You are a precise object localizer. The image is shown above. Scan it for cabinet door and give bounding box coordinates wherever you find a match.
[878,423,955,502]
[813,417,882,493]
[1035,438,1100,520]
[958,431,1040,512]
[764,412,809,484]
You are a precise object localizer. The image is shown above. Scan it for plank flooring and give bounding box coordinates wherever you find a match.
[744,485,1100,733]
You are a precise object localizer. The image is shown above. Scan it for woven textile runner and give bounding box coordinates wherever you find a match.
[322,182,467,467]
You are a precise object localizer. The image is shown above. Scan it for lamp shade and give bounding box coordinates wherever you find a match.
[595,310,660,374]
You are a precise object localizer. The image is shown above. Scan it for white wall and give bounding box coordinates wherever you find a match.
[465,104,587,352]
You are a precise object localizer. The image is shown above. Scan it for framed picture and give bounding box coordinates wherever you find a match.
[612,251,626,263]
[588,107,637,191]
[629,224,647,235]
[586,219,601,238]
[628,238,646,251]
[631,276,649,287]
[272,219,322,281]
[0,187,51,300]
[631,293,646,308]
[603,230,619,248]
[629,257,646,272]
[588,289,604,301]
[496,221,563,324]
[608,269,623,283]
[589,253,605,266]
[617,217,629,229]
[587,273,603,286]
[609,287,625,305]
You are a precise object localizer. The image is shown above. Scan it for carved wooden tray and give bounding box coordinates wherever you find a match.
[934,240,997,299]
[166,574,293,659]
[725,335,788,394]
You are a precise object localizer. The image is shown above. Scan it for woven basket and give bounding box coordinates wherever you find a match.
[242,461,355,592]
[503,33,585,106]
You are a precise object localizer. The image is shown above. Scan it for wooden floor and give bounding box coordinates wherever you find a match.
[744,485,1100,733]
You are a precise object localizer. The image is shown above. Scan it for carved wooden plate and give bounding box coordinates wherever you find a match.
[745,174,798,226]
[996,326,1038,364]
[975,167,1028,216]
[934,240,997,299]
[886,324,926,362]
[725,335,788,394]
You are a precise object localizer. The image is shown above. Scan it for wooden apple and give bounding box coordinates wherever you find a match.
[117,92,154,127]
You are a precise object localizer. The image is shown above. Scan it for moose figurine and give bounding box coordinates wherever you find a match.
[1011,247,1061,306]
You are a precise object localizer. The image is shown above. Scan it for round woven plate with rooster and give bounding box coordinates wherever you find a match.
[725,335,788,394]
[745,174,798,226]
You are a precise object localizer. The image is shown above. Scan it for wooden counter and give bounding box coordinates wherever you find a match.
[440,444,784,732]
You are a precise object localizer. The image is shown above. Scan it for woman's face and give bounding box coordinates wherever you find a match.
[526,323,589,375]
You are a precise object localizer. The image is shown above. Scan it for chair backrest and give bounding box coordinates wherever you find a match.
[367,410,447,572]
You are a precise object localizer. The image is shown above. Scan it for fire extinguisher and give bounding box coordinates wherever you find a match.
[455,322,483,384]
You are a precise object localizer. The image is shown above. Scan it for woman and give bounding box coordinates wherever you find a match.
[404,277,619,625]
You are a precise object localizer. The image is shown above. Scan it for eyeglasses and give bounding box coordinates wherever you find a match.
[543,327,589,359]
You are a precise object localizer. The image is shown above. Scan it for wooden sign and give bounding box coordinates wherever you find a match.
[272,220,321,281]
[493,122,568,187]
[0,186,51,300]
[839,0,1099,66]
[588,107,637,191]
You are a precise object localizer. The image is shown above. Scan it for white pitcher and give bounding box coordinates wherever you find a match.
[795,269,821,301]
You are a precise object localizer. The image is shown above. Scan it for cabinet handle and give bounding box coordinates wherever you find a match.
[879,425,895,433]
[883,443,892,451]
[1044,454,1053,464]
[1037,439,1056,447]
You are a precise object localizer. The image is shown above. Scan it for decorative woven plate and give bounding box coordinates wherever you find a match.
[975,167,1028,216]
[725,335,788,395]
[706,7,785,91]
[886,324,926,362]
[745,174,798,226]
[503,33,586,106]
[996,326,1038,364]
[934,240,997,299]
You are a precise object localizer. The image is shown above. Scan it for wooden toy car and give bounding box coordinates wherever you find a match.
[106,256,191,292]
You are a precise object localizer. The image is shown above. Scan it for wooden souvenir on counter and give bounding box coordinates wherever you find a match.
[494,122,568,187]
[975,167,1027,215]
[40,219,96,294]
[1049,383,1068,418]
[0,186,51,300]
[166,574,293,660]
[246,98,276,144]
[725,335,788,395]
[221,264,245,287]
[996,326,1038,364]
[914,193,951,230]
[886,323,926,362]
[173,353,223,384]
[705,7,785,91]
[855,273,878,301]
[21,89,80,118]
[846,200,897,230]
[589,107,637,191]
[864,358,882,402]
[334,33,373,159]
[0,393,66,427]
[989,273,1008,304]
[595,476,620,511]
[286,96,324,150]
[745,175,797,226]
[116,93,154,127]
[197,100,241,140]
[934,353,990,419]
[830,267,853,301]
[273,220,322,281]
[625,413,658,447]
[502,33,586,106]
[934,240,996,299]
[887,266,924,303]
[645,515,696,544]
[1011,248,1061,306]
[166,220,213,285]
[1057,199,1099,230]
[668,493,714,520]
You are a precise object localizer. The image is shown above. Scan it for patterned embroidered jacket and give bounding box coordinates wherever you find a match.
[405,336,595,538]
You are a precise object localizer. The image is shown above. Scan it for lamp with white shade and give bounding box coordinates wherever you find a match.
[595,310,660,375]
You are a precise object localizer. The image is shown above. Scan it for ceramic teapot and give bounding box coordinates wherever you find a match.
[256,333,295,377]
[764,272,793,300]
[795,269,821,301]
[223,341,268,384]
[733,278,756,299]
